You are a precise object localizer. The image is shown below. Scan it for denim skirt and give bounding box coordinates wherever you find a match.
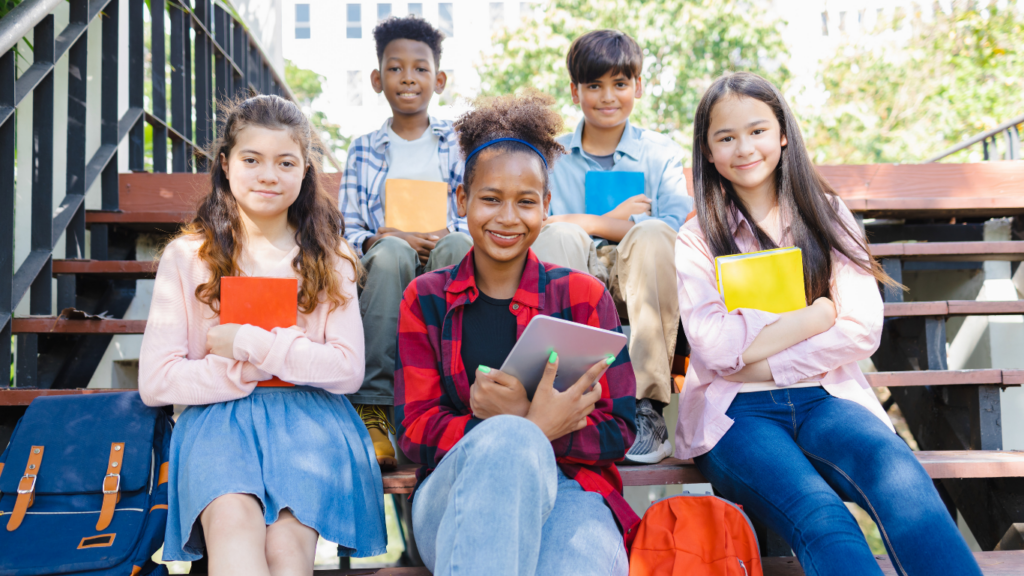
[163,386,388,561]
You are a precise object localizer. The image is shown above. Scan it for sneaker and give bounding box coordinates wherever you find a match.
[624,399,672,465]
[354,404,398,471]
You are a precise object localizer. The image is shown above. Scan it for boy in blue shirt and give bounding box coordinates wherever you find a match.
[340,15,472,469]
[534,29,693,464]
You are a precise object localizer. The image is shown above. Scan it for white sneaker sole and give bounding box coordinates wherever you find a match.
[623,438,673,465]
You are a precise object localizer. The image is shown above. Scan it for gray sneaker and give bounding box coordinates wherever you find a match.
[624,399,672,464]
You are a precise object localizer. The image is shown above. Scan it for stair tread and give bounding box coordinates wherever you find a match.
[885,300,1024,316]
[11,317,147,334]
[52,259,157,278]
[2,369,1019,401]
[245,551,1024,575]
[871,241,1024,260]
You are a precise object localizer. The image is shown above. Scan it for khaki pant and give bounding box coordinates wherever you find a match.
[353,232,473,406]
[533,221,678,403]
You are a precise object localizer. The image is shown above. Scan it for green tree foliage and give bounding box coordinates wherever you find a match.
[801,4,1024,164]
[285,60,351,164]
[475,0,790,158]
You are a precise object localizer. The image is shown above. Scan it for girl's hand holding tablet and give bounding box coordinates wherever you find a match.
[470,366,531,419]
[525,353,609,441]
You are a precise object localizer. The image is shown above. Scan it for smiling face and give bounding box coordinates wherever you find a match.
[457,149,549,268]
[705,95,788,198]
[221,125,305,221]
[371,38,446,118]
[571,70,642,130]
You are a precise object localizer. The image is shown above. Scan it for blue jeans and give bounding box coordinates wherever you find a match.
[412,415,628,576]
[694,387,981,576]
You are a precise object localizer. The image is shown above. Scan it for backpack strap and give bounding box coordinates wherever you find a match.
[7,446,43,531]
[96,443,124,531]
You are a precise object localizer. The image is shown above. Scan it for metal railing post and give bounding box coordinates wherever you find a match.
[59,0,90,310]
[0,50,14,384]
[213,5,231,104]
[127,0,144,171]
[169,3,187,172]
[20,14,57,387]
[151,0,167,173]
[99,0,118,249]
[193,0,212,170]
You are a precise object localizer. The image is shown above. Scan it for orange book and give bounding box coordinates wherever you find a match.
[384,179,449,233]
[220,277,298,387]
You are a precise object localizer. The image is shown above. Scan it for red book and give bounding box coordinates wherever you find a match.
[220,277,298,387]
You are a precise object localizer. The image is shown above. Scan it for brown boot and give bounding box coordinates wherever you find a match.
[354,404,397,471]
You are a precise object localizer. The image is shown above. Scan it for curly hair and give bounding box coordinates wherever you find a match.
[172,94,362,315]
[454,90,565,191]
[373,15,444,67]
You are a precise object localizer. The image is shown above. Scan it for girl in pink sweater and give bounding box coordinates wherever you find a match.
[139,95,386,574]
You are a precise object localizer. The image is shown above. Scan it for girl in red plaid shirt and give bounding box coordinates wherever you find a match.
[395,91,639,575]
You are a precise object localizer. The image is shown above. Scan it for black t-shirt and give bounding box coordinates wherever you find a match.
[461,291,518,385]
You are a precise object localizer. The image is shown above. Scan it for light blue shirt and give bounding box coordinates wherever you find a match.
[549,119,693,232]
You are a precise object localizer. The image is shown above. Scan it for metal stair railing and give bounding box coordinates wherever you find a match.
[0,0,302,387]
[925,112,1024,162]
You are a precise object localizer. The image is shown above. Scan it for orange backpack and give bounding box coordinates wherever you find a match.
[629,494,763,576]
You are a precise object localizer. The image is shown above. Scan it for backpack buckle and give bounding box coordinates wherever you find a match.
[17,474,37,494]
[102,473,120,494]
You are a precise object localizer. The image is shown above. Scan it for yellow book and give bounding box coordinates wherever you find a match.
[715,247,806,313]
[384,179,449,233]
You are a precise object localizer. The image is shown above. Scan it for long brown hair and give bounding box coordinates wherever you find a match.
[691,72,894,302]
[175,94,361,314]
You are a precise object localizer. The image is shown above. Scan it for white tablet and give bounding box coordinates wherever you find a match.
[499,315,628,399]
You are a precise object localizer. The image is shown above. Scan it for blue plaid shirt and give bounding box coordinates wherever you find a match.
[340,117,467,257]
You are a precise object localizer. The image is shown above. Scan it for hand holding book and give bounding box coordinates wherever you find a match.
[603,193,652,220]
[206,324,242,359]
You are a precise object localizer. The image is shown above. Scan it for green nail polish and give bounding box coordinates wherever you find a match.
[478,365,491,374]
[606,355,615,365]
[549,351,558,364]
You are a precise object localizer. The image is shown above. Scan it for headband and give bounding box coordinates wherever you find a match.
[465,137,548,169]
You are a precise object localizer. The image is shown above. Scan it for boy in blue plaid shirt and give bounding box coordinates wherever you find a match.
[340,15,472,469]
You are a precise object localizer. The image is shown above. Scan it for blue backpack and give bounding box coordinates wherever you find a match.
[0,392,173,576]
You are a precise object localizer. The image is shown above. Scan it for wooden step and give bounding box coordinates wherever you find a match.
[11,317,147,334]
[872,241,1024,261]
[4,369,1020,405]
[28,299,1018,325]
[0,388,125,406]
[865,369,1019,387]
[884,301,1024,317]
[615,450,1024,487]
[49,239,1024,282]
[93,162,1024,231]
[51,259,157,279]
[760,550,1024,576]
[1,368,1016,400]
[203,551,1024,575]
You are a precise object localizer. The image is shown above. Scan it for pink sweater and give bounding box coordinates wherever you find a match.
[139,235,365,407]
[673,202,893,459]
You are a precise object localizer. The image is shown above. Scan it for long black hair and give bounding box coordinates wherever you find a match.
[692,72,894,302]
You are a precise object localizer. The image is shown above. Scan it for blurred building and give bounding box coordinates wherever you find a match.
[282,0,539,137]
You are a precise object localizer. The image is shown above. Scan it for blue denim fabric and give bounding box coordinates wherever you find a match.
[164,386,387,561]
[411,415,628,576]
[694,387,982,576]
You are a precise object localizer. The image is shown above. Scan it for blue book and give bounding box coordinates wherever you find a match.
[584,171,645,216]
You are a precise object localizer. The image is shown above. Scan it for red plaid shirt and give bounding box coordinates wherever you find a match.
[395,248,641,545]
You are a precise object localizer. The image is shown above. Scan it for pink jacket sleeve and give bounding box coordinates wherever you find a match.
[138,241,268,407]
[231,256,365,394]
[767,207,883,385]
[675,227,780,378]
